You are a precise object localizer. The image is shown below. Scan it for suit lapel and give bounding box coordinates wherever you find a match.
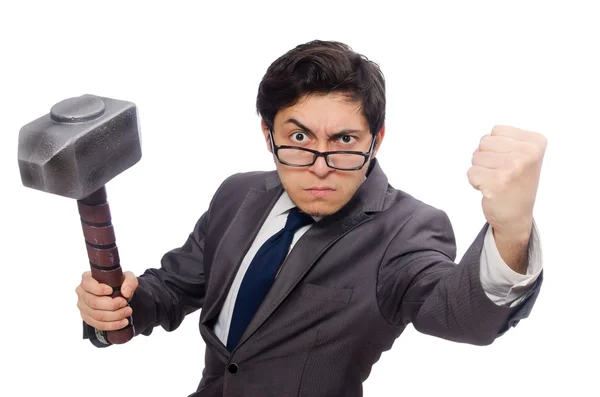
[201,176,283,330]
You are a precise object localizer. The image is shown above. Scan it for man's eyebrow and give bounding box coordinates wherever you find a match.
[283,118,365,138]
[284,118,314,134]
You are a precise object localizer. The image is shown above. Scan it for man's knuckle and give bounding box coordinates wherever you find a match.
[90,310,105,322]
[82,315,98,329]
[508,156,520,172]
[87,295,105,310]
[82,293,94,307]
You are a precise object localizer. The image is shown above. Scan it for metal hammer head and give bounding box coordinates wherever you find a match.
[18,94,142,200]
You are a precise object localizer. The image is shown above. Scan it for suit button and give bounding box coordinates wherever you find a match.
[227,363,239,374]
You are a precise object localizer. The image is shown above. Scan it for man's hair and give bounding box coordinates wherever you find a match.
[256,40,386,136]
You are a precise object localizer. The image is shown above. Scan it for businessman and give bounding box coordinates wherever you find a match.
[76,40,546,397]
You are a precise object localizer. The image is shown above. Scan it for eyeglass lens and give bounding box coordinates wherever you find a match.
[277,148,365,169]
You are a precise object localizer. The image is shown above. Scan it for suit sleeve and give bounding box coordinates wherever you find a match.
[376,207,543,346]
[83,210,209,345]
[130,210,209,336]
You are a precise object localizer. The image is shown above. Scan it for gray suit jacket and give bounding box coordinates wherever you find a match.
[87,159,542,396]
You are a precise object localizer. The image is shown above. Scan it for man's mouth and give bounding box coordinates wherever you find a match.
[304,187,336,197]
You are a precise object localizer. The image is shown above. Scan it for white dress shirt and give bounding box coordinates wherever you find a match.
[212,191,543,346]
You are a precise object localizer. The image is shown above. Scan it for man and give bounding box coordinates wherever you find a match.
[76,40,546,396]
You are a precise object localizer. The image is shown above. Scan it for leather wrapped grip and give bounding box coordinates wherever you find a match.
[78,187,133,344]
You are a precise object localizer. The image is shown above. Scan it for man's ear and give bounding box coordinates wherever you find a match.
[261,119,272,153]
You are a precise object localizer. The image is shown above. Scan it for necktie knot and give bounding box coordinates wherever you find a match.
[284,207,314,232]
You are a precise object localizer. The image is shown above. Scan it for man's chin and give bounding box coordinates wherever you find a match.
[297,201,341,218]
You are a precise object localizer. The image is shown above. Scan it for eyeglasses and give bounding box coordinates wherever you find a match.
[269,132,376,171]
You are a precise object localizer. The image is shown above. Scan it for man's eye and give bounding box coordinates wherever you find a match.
[290,132,309,143]
[339,135,356,144]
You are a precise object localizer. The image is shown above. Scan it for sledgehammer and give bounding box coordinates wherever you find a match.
[18,94,142,344]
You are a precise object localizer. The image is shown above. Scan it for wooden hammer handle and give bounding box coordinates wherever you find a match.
[77,187,134,344]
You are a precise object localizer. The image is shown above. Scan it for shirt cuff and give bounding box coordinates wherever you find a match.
[480,218,543,307]
[82,321,112,348]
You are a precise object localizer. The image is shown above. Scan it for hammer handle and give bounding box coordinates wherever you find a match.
[78,187,134,344]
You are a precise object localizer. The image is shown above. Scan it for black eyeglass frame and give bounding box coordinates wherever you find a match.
[268,131,377,171]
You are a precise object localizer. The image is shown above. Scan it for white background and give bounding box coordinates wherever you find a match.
[1,1,598,396]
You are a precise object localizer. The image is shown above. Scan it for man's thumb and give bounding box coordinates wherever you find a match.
[121,271,138,300]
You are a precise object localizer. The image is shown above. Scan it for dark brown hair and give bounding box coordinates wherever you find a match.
[256,40,386,136]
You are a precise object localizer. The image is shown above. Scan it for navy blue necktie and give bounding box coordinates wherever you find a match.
[226,207,314,351]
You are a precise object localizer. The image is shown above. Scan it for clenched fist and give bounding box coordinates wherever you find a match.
[468,125,547,239]
[75,271,139,331]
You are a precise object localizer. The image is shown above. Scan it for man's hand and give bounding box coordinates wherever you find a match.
[75,271,138,331]
[468,125,547,273]
[468,125,547,236]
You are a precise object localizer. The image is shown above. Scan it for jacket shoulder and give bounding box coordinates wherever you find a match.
[206,170,278,218]
[382,184,447,221]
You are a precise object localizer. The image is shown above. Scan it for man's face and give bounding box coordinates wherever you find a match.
[262,93,384,217]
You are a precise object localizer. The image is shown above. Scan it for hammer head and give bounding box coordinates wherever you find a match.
[18,94,142,200]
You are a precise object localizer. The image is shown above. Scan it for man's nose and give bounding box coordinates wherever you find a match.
[308,154,334,177]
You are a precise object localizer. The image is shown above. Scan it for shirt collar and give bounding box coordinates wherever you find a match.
[273,190,297,217]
